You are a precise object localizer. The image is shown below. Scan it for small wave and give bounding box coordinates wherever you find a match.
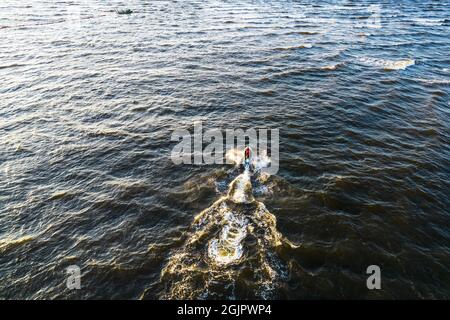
[412,18,445,26]
[274,44,312,51]
[0,235,34,253]
[86,127,132,138]
[417,78,450,85]
[357,57,415,70]
[282,31,320,36]
[115,8,133,15]
[227,170,254,203]
[298,31,320,35]
[320,62,344,71]
[49,190,75,200]
[0,63,26,70]
[257,89,276,96]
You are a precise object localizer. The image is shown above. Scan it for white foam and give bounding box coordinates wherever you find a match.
[357,57,415,70]
[225,148,244,166]
[161,151,290,298]
[228,170,253,203]
[251,150,272,173]
[413,18,444,26]
[208,205,248,265]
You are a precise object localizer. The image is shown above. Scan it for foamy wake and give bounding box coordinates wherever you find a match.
[207,203,248,266]
[158,156,289,299]
[227,170,253,204]
[357,56,415,70]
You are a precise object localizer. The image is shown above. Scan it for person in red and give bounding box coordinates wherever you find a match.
[244,146,250,161]
[244,146,251,171]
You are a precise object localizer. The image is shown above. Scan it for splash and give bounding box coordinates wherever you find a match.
[225,148,272,174]
[251,150,272,173]
[413,18,445,26]
[225,148,244,166]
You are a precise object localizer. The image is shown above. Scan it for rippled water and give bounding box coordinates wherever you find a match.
[1,0,449,299]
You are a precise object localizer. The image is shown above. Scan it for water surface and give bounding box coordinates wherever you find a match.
[0,0,449,299]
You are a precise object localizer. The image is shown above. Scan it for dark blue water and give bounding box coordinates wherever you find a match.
[0,0,449,299]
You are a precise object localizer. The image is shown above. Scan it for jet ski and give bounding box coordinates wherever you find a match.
[243,146,252,172]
